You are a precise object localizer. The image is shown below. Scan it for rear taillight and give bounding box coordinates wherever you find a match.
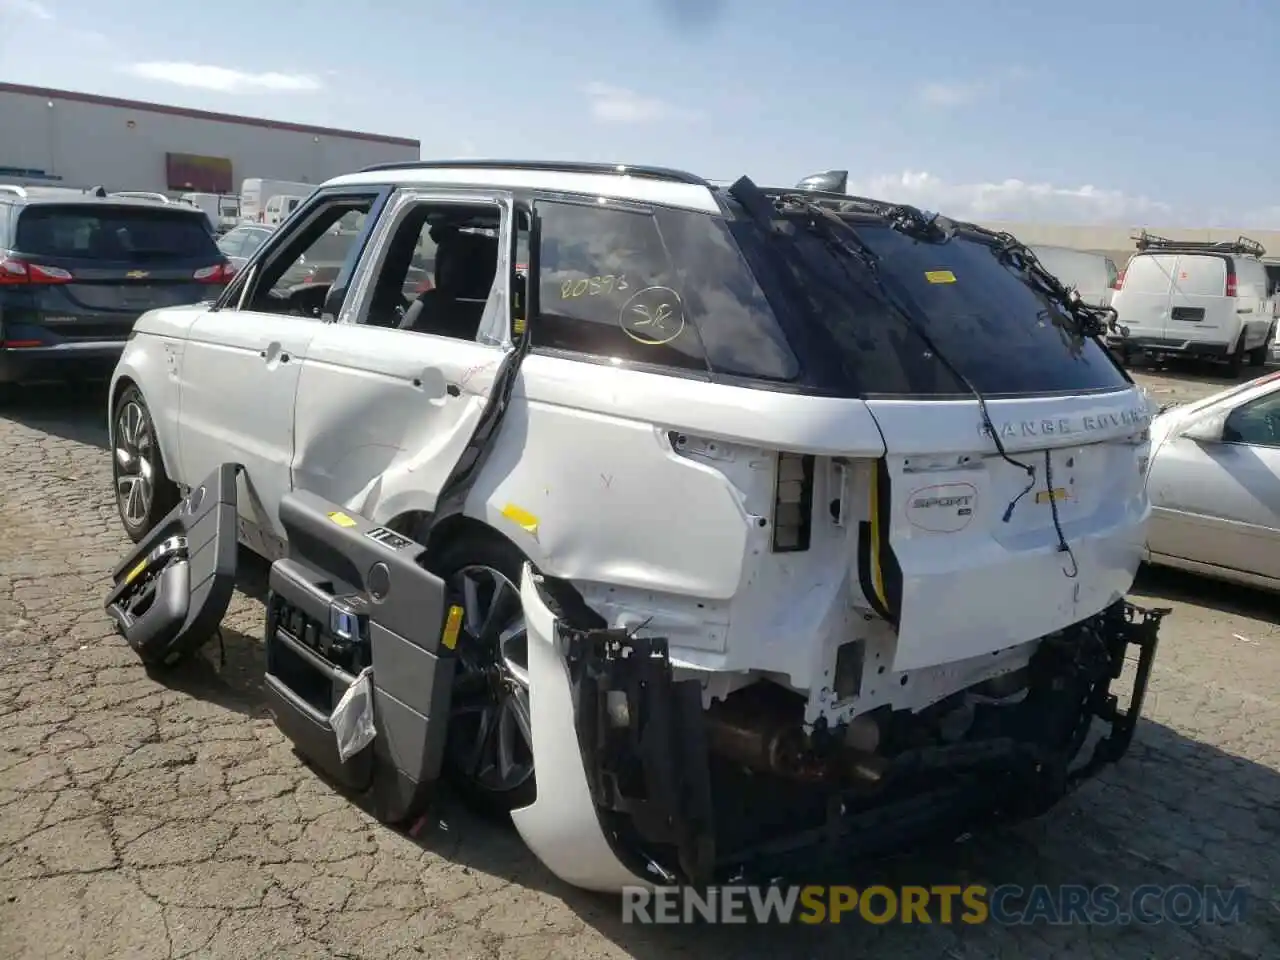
[0,258,73,285]
[1113,269,1125,290]
[193,263,235,284]
[771,452,815,552]
[1225,274,1237,297]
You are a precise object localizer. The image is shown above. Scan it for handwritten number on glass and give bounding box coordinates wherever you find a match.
[561,275,628,299]
[618,286,685,345]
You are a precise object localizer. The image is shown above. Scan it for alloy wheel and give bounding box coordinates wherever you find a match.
[445,564,534,796]
[114,399,155,526]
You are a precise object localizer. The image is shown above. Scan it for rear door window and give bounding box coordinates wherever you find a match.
[1173,255,1227,298]
[15,205,220,262]
[534,199,799,380]
[1122,254,1177,294]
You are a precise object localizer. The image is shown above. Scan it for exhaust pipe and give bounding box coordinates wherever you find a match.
[704,688,884,783]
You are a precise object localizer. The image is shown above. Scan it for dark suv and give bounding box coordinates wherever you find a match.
[0,186,234,388]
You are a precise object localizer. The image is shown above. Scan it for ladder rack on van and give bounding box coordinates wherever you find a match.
[1132,230,1266,258]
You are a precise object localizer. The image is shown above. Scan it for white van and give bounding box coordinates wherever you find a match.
[263,194,304,225]
[1110,233,1275,373]
[239,178,314,223]
[1030,245,1118,308]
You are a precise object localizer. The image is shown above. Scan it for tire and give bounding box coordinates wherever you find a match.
[425,531,538,817]
[111,385,180,542]
[1226,338,1246,378]
[1248,345,1269,367]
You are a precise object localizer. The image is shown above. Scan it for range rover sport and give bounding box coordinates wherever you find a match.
[103,160,1164,892]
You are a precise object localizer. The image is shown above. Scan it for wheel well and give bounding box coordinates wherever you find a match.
[387,511,520,568]
[110,376,175,478]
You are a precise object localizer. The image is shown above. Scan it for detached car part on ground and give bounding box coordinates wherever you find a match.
[104,163,1167,892]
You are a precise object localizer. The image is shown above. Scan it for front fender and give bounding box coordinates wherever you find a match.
[109,334,182,484]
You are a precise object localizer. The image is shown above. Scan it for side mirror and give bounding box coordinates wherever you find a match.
[1179,413,1226,443]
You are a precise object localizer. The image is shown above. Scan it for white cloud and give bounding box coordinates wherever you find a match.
[917,80,989,107]
[583,82,694,124]
[122,62,321,94]
[1,0,54,19]
[848,170,1175,225]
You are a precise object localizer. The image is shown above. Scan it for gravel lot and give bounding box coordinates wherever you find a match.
[1,367,1277,959]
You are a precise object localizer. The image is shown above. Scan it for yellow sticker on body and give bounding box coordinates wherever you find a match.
[925,270,957,284]
[500,503,539,536]
[1035,488,1070,504]
[327,511,358,528]
[441,604,465,650]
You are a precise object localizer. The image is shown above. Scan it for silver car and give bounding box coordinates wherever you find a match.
[1145,370,1280,591]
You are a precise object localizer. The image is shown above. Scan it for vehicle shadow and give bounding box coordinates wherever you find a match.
[395,719,1279,959]
[1134,563,1279,625]
[140,547,273,718]
[0,379,110,450]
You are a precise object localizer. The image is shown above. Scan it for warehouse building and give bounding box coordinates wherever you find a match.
[0,81,419,195]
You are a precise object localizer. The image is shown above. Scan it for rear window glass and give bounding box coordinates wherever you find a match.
[730,217,1129,398]
[534,200,799,380]
[1121,254,1176,294]
[15,205,219,261]
[1172,255,1227,297]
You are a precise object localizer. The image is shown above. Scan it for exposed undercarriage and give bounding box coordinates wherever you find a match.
[539,572,1165,885]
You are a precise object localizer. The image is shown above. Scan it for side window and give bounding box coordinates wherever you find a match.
[533,200,798,379]
[1223,392,1280,447]
[358,198,501,342]
[224,193,376,318]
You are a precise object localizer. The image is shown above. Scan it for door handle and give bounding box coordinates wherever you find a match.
[259,342,289,364]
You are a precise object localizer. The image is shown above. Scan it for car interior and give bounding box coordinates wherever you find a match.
[364,204,501,340]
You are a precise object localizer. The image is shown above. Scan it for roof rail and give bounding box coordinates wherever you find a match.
[1132,230,1266,258]
[109,191,172,202]
[356,158,711,187]
[0,184,28,198]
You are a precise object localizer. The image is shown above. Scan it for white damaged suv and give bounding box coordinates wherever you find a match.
[103,160,1165,891]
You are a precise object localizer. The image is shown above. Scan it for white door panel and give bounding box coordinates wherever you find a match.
[292,324,505,519]
[178,310,317,540]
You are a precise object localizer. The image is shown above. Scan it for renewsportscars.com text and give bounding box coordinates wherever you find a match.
[621,884,1249,926]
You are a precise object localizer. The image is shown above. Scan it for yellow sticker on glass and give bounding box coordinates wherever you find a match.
[925,270,957,284]
[327,511,358,528]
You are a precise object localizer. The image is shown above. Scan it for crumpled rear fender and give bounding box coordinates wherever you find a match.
[512,563,715,893]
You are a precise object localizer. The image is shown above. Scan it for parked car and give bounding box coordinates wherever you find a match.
[104,160,1163,893]
[1145,369,1280,591]
[216,223,274,274]
[1029,245,1118,308]
[1109,232,1275,373]
[0,184,233,391]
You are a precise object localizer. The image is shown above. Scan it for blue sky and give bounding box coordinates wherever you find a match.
[2,0,1277,226]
